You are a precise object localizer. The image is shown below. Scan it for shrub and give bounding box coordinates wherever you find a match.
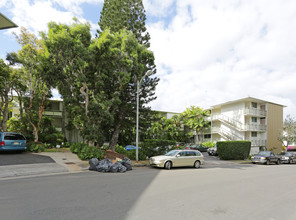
[202,141,216,148]
[217,141,251,160]
[70,142,87,154]
[126,149,146,161]
[115,145,127,155]
[27,142,46,152]
[141,139,176,157]
[77,146,105,160]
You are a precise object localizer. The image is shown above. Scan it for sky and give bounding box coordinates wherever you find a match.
[1,0,296,118]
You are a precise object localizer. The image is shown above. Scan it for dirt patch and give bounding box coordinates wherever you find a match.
[104,150,126,161]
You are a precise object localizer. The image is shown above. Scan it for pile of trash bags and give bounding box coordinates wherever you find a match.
[89,157,133,173]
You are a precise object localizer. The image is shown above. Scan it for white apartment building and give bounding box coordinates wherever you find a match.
[204,97,285,154]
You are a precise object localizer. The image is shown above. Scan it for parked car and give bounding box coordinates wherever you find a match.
[184,144,208,152]
[124,145,140,151]
[0,132,27,152]
[277,152,296,164]
[251,151,280,165]
[149,149,204,170]
[207,145,218,156]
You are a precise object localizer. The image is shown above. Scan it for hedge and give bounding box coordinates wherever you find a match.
[141,139,176,157]
[217,141,251,160]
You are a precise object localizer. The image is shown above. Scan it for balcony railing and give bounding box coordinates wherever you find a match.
[245,124,266,131]
[244,108,267,117]
[250,139,267,147]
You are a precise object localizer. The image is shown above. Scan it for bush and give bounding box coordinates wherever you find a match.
[70,142,87,154]
[217,141,251,160]
[126,149,146,161]
[77,146,105,160]
[27,142,46,152]
[141,139,176,157]
[70,142,105,160]
[115,145,127,155]
[202,141,216,148]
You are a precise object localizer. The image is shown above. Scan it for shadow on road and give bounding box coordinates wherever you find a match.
[0,152,55,166]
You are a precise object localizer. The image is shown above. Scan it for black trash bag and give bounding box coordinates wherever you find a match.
[89,158,100,171]
[96,158,113,173]
[121,157,132,171]
[110,162,121,173]
[117,163,127,173]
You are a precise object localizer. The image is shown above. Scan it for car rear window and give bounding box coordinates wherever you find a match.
[4,134,25,140]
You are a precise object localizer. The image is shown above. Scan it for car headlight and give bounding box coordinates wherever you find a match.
[251,156,254,159]
[262,157,266,160]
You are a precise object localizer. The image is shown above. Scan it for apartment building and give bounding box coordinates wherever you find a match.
[204,97,285,154]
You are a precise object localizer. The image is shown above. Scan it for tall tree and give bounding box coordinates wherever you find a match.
[98,0,150,47]
[41,20,104,145]
[278,115,296,148]
[11,27,52,142]
[98,0,159,150]
[0,59,13,131]
[180,106,210,144]
[92,29,157,151]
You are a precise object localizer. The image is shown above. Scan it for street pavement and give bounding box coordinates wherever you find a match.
[0,151,89,179]
[1,161,296,220]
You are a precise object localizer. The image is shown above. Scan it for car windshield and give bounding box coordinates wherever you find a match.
[165,150,179,156]
[258,151,271,156]
[285,152,293,156]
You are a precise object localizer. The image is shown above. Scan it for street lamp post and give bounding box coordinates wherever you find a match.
[136,70,152,162]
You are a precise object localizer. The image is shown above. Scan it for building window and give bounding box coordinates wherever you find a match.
[251,102,257,108]
[251,117,257,123]
[204,134,211,139]
[251,132,257,137]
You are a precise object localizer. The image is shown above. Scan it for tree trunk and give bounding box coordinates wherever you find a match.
[109,117,122,152]
[1,92,10,132]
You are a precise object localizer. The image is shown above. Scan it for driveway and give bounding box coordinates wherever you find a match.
[0,151,55,166]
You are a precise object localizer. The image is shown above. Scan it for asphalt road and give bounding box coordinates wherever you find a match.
[1,162,296,220]
[0,151,55,166]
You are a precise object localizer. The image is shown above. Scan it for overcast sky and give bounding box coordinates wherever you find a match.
[1,0,296,118]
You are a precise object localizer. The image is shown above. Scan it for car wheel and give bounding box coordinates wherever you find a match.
[252,162,256,164]
[194,160,200,169]
[266,160,270,165]
[276,159,280,165]
[164,161,172,170]
[290,159,293,164]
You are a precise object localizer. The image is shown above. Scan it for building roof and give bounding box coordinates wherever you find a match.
[0,13,18,30]
[210,97,287,109]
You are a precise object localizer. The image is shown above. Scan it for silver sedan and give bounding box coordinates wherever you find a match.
[149,149,204,170]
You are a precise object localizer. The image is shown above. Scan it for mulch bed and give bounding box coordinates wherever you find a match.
[104,150,126,160]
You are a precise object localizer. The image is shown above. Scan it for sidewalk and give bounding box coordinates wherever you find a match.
[0,151,89,179]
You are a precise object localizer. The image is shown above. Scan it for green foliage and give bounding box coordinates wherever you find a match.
[70,142,86,154]
[180,106,210,142]
[126,149,146,161]
[115,145,128,155]
[98,0,150,46]
[217,141,251,160]
[78,146,105,160]
[202,141,216,148]
[27,142,47,152]
[141,139,176,157]
[278,115,296,147]
[70,142,105,160]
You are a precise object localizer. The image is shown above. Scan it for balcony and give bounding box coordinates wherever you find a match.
[250,139,267,147]
[244,108,266,117]
[245,124,266,131]
[44,110,62,117]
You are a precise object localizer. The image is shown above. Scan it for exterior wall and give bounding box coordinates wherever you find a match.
[266,103,283,154]
[209,97,284,155]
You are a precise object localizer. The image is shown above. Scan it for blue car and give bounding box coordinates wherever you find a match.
[0,132,27,152]
[125,145,140,151]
